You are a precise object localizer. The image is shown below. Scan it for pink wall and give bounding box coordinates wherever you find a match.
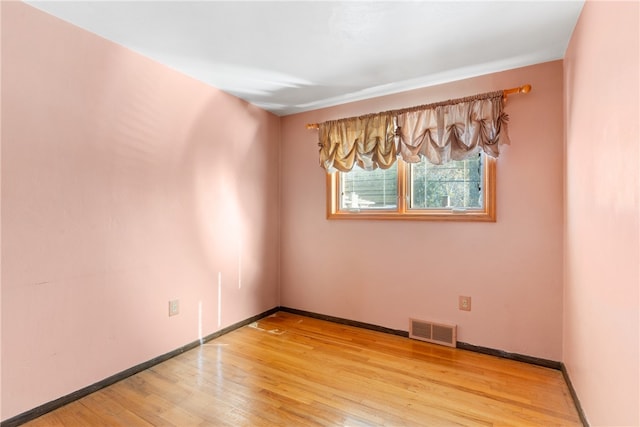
[280,61,565,361]
[563,1,639,425]
[1,2,280,420]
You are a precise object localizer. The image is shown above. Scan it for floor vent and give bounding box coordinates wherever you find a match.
[409,318,457,347]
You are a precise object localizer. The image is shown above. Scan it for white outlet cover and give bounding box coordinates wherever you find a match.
[169,300,179,316]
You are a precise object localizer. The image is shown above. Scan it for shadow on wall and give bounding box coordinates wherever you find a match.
[179,93,279,334]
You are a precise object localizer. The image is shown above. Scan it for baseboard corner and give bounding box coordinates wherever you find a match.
[560,362,589,427]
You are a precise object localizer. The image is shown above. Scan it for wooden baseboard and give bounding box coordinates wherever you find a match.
[279,306,409,337]
[561,363,590,427]
[455,341,562,370]
[0,307,279,427]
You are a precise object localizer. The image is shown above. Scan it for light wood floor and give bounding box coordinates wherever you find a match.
[24,312,581,426]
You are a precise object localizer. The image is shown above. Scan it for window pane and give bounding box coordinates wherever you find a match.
[339,163,398,210]
[409,154,483,209]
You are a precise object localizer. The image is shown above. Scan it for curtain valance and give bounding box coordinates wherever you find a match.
[397,91,510,165]
[319,113,396,172]
[318,90,511,172]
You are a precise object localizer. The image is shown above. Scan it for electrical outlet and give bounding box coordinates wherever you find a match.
[459,296,471,311]
[169,299,179,316]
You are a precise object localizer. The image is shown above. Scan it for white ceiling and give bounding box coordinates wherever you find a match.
[25,1,584,116]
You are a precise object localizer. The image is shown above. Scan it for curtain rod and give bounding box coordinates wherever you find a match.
[305,84,531,130]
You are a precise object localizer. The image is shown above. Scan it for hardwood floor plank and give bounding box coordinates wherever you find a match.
[23,312,581,426]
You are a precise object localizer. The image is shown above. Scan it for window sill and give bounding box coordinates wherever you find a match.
[326,210,496,222]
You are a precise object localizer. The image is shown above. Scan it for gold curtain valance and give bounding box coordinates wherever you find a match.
[316,86,529,172]
[319,113,396,172]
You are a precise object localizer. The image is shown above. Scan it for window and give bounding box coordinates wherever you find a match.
[327,153,496,221]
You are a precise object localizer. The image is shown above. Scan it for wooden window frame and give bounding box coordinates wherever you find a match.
[326,156,496,222]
